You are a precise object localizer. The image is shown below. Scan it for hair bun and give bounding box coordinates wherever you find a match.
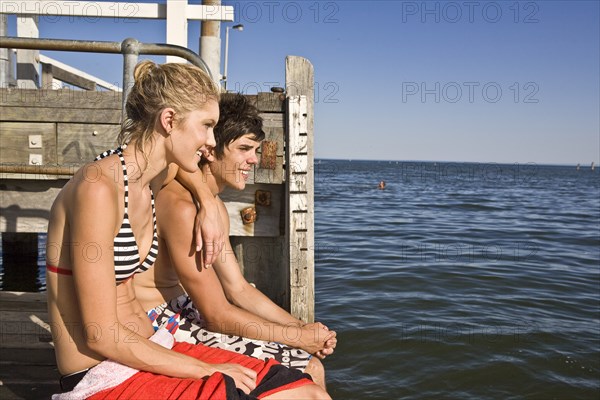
[133,60,157,83]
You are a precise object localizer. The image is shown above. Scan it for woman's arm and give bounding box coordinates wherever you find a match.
[175,167,224,265]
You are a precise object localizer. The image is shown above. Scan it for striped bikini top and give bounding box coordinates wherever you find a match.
[95,147,159,283]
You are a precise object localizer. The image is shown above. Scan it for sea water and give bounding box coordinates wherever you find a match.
[314,161,599,399]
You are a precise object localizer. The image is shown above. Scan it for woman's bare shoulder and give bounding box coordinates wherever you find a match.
[61,159,121,217]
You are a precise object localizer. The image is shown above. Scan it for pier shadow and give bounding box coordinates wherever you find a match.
[1,231,43,292]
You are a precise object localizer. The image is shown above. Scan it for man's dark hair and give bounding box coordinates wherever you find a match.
[202,93,265,165]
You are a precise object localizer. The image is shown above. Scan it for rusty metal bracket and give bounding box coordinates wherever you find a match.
[260,141,277,170]
[240,206,257,225]
[255,190,272,206]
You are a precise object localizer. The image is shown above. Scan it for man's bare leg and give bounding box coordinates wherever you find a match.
[304,357,326,390]
[263,383,331,400]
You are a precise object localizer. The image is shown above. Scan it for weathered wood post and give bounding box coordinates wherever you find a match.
[285,56,315,323]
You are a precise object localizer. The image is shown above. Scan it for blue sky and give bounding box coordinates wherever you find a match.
[5,0,599,164]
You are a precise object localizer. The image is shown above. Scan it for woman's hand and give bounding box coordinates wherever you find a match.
[173,167,225,266]
[205,363,257,394]
[195,198,224,267]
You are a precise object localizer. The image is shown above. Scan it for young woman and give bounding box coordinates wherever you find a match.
[46,61,327,399]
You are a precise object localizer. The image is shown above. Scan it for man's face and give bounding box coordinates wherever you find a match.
[210,133,262,191]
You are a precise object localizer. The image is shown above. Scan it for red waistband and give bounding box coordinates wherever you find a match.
[46,264,73,276]
[47,264,136,283]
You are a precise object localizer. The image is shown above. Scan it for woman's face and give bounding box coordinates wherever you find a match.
[210,133,261,191]
[169,99,219,172]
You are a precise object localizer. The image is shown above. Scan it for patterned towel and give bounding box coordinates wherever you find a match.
[52,328,174,400]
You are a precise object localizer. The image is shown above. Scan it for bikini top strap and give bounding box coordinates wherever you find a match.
[95,147,129,214]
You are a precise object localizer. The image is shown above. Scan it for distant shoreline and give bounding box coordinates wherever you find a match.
[314,158,599,168]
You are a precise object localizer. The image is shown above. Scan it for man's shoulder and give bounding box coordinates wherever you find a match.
[159,181,195,206]
[156,182,196,226]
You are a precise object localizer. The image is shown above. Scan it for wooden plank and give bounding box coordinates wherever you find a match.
[47,63,97,91]
[0,122,56,165]
[41,63,53,89]
[290,229,308,252]
[57,123,119,165]
[290,134,308,154]
[0,310,53,349]
[220,183,283,237]
[0,179,67,233]
[15,16,39,89]
[230,236,289,310]
[0,372,60,400]
[290,286,308,322]
[257,92,285,112]
[254,156,283,184]
[0,292,53,349]
[285,56,315,323]
[289,172,307,193]
[290,194,308,212]
[0,292,60,398]
[0,2,235,21]
[290,210,307,232]
[259,126,284,156]
[261,113,283,129]
[166,0,188,63]
[299,96,308,133]
[0,88,121,110]
[40,55,122,92]
[285,96,314,321]
[0,291,47,308]
[1,106,121,124]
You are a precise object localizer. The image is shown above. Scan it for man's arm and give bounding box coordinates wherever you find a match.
[175,167,224,265]
[211,199,337,355]
[160,191,334,355]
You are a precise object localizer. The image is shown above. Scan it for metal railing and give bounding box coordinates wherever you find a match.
[0,36,212,114]
[0,36,213,176]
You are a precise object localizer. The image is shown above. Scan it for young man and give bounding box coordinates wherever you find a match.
[135,94,336,389]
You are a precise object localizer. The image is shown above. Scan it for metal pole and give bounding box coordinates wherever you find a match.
[0,14,12,88]
[0,37,212,78]
[223,26,230,91]
[0,36,214,119]
[0,164,76,176]
[200,0,221,86]
[121,38,139,121]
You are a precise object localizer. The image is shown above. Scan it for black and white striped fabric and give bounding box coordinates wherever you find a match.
[148,294,313,372]
[95,147,159,283]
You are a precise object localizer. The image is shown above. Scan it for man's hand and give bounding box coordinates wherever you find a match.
[195,200,224,266]
[297,322,337,357]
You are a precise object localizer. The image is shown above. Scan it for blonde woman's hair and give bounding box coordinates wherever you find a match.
[118,61,220,165]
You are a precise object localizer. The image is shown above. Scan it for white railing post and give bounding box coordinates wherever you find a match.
[165,0,187,63]
[16,15,39,88]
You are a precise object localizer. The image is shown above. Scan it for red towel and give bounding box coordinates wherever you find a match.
[88,341,314,399]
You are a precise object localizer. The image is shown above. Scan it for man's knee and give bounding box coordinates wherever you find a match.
[304,383,331,400]
[305,357,325,380]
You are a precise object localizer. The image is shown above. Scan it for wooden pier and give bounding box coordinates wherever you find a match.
[0,291,58,399]
[0,56,316,397]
